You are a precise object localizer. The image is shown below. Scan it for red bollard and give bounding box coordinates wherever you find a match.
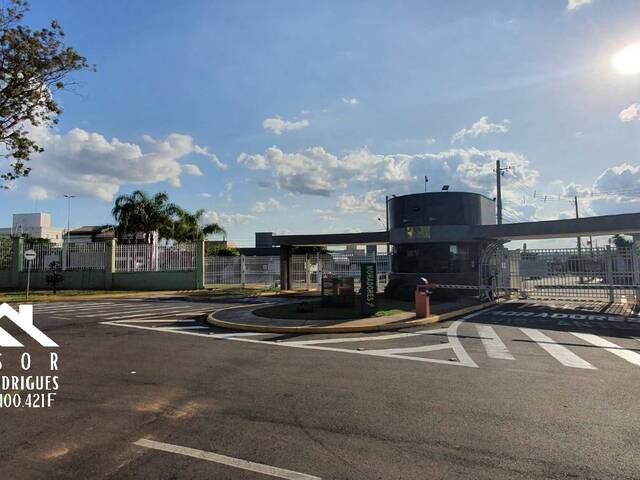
[415,284,431,318]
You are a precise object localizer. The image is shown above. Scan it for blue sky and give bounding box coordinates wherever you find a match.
[2,0,640,246]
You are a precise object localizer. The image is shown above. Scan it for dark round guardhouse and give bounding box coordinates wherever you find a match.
[387,191,496,295]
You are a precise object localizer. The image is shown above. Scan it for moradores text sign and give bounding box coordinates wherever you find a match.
[360,263,377,315]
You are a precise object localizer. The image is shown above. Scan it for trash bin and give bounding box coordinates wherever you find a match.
[415,278,431,318]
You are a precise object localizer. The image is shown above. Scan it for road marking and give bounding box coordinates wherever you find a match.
[133,438,321,480]
[101,309,209,320]
[571,333,640,367]
[476,325,515,360]
[100,321,265,338]
[111,319,198,323]
[158,326,210,330]
[520,328,596,369]
[284,329,448,345]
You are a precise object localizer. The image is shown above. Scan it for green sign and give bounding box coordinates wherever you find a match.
[360,263,377,315]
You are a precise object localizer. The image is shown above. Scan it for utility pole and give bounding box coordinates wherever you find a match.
[385,195,390,259]
[424,176,428,193]
[574,195,582,253]
[574,195,584,284]
[495,160,509,225]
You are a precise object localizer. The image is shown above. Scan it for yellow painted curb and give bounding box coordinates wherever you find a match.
[207,300,496,334]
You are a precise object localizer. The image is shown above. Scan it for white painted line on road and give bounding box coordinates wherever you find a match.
[100,321,266,338]
[284,328,448,345]
[133,438,322,480]
[112,319,198,323]
[570,333,640,367]
[520,328,596,369]
[366,343,451,355]
[101,309,209,320]
[158,326,210,330]
[82,306,195,318]
[476,325,515,360]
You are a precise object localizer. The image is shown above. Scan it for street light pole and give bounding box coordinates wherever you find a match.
[64,194,76,268]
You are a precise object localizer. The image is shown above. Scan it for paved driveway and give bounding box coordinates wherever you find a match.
[0,297,638,479]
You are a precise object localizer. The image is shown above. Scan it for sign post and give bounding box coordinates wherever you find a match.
[360,263,377,315]
[24,249,36,301]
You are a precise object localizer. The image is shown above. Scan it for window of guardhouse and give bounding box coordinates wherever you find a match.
[449,244,472,272]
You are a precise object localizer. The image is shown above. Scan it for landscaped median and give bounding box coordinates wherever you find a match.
[207,295,495,334]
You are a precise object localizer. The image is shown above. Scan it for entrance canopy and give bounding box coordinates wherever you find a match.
[273,231,389,246]
[474,213,640,240]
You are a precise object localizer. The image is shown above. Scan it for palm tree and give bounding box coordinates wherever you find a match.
[171,208,226,243]
[112,190,177,244]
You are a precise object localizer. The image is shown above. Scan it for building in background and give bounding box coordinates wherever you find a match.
[0,213,65,243]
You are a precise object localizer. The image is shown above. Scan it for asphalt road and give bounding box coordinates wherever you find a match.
[1,296,639,479]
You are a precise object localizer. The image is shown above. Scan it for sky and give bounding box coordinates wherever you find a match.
[2,0,640,247]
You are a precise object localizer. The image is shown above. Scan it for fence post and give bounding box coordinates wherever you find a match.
[196,240,205,289]
[61,241,69,271]
[11,236,24,288]
[105,239,115,290]
[240,254,246,288]
[605,245,615,303]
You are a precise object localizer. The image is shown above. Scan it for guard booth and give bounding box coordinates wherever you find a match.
[272,191,640,303]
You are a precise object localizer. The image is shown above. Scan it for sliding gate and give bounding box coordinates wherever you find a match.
[481,244,640,302]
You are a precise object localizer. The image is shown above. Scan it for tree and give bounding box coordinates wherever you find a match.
[1,0,93,186]
[45,260,63,293]
[112,190,177,244]
[611,234,633,249]
[171,208,225,243]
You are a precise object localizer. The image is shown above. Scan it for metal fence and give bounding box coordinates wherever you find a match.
[203,253,389,290]
[204,255,280,286]
[483,245,640,302]
[22,243,62,271]
[115,244,196,272]
[290,253,390,291]
[0,242,12,270]
[20,243,108,271]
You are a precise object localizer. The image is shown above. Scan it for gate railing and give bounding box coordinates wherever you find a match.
[481,244,640,302]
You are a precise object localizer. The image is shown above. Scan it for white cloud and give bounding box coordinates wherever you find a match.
[313,208,336,222]
[204,210,256,226]
[181,164,203,176]
[194,145,228,169]
[425,137,436,144]
[237,146,414,196]
[451,116,510,144]
[337,190,386,214]
[20,127,226,201]
[28,186,48,200]
[619,103,640,122]
[252,197,282,213]
[567,0,593,11]
[199,193,212,198]
[262,116,310,135]
[342,97,359,105]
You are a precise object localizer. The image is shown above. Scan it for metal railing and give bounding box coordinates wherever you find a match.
[0,242,12,270]
[21,243,108,271]
[115,243,196,272]
[204,255,280,287]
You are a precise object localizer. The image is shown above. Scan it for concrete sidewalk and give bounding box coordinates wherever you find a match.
[208,299,494,333]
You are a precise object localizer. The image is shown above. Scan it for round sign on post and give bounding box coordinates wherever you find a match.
[24,249,37,261]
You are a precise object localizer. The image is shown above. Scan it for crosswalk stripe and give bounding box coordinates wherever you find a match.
[476,325,515,360]
[32,302,118,312]
[520,328,596,369]
[571,333,640,367]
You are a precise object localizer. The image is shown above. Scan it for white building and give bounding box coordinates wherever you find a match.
[0,213,65,243]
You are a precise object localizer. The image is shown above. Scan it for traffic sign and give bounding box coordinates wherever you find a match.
[24,249,37,261]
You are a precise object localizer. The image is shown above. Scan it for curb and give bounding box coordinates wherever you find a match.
[207,300,496,334]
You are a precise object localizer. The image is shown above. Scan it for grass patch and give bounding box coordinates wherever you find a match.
[254,295,414,321]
